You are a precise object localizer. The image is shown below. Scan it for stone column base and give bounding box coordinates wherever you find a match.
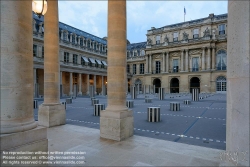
[38,103,66,127]
[0,126,47,151]
[100,109,134,141]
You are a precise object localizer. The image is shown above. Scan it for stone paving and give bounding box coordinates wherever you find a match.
[34,93,226,150]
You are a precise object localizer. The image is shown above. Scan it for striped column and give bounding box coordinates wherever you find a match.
[34,100,38,109]
[184,100,191,105]
[92,99,99,106]
[147,107,160,122]
[192,88,199,101]
[126,100,134,108]
[170,102,180,111]
[132,86,136,99]
[159,88,164,100]
[94,104,105,116]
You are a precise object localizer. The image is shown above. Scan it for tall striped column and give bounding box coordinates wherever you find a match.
[159,88,164,100]
[192,88,199,101]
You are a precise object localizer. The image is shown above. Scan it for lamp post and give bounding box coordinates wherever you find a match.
[32,0,48,17]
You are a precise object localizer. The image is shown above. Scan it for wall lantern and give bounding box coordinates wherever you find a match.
[32,0,48,17]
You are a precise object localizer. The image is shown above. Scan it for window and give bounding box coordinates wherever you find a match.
[141,50,145,56]
[134,51,137,57]
[156,35,160,44]
[80,38,83,46]
[216,50,227,70]
[72,35,75,44]
[137,50,140,56]
[94,43,96,50]
[173,59,179,72]
[216,76,227,92]
[127,52,130,58]
[87,40,90,48]
[173,32,178,41]
[33,45,37,57]
[193,29,199,38]
[133,64,137,74]
[81,57,85,66]
[63,32,67,41]
[73,54,78,65]
[140,64,144,74]
[192,57,199,71]
[64,52,69,64]
[127,64,130,73]
[219,24,225,35]
[155,61,161,74]
[42,46,44,58]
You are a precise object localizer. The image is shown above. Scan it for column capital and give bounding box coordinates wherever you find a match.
[185,49,189,52]
[202,46,206,50]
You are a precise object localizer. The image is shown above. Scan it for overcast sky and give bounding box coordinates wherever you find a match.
[58,1,228,44]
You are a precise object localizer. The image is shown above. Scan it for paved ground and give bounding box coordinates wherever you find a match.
[34,93,226,150]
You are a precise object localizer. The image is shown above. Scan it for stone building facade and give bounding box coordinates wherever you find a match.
[127,13,227,94]
[33,13,108,97]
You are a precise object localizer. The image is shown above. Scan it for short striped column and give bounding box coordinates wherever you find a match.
[66,98,72,104]
[71,96,76,99]
[147,107,160,122]
[132,86,136,99]
[170,102,180,111]
[199,97,204,100]
[94,104,105,116]
[184,100,191,105]
[34,100,38,109]
[145,98,152,103]
[92,99,99,106]
[61,102,67,109]
[126,100,134,108]
[159,88,164,100]
[192,88,199,101]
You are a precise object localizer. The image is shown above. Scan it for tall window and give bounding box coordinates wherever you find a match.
[73,54,78,65]
[216,50,227,70]
[173,59,179,72]
[87,40,90,48]
[192,57,199,71]
[33,45,37,57]
[42,46,44,58]
[127,64,130,73]
[140,64,144,74]
[173,32,178,41]
[156,35,160,44]
[133,64,137,74]
[64,52,69,64]
[155,61,161,74]
[193,29,199,38]
[219,24,225,35]
[63,32,67,41]
[72,35,75,44]
[216,76,227,92]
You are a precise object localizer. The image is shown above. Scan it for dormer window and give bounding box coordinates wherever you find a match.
[193,29,199,38]
[134,51,137,57]
[219,24,225,35]
[72,35,75,44]
[80,38,83,46]
[141,50,145,56]
[63,32,67,41]
[173,32,178,41]
[156,35,160,44]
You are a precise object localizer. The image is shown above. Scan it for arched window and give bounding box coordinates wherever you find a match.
[216,50,227,70]
[216,76,227,92]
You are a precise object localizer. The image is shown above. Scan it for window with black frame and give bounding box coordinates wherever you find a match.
[173,59,179,72]
[72,35,75,44]
[80,38,83,46]
[42,46,44,58]
[63,32,67,41]
[155,61,161,74]
[133,64,136,74]
[64,52,69,64]
[192,57,199,72]
[73,54,78,65]
[216,50,227,70]
[33,45,37,57]
[219,24,225,35]
[127,64,130,73]
[140,64,144,74]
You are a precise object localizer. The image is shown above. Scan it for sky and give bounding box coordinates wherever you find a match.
[58,1,228,44]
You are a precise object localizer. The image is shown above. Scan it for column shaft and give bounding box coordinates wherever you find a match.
[202,47,206,70]
[69,72,73,96]
[162,53,165,72]
[86,74,89,94]
[94,75,96,94]
[101,76,104,95]
[1,1,37,133]
[78,73,82,95]
[181,50,184,71]
[145,55,148,73]
[166,52,169,73]
[226,1,249,166]
[207,47,211,70]
[185,49,189,71]
[212,47,216,70]
[149,55,152,74]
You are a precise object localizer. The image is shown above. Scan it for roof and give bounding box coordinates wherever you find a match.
[127,42,147,51]
[33,12,107,45]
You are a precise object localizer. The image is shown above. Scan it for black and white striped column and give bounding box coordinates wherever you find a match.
[92,99,99,106]
[66,98,72,104]
[147,107,160,122]
[126,100,134,108]
[61,102,67,109]
[94,104,105,116]
[170,102,180,111]
[159,88,164,100]
[132,86,136,99]
[34,100,38,109]
[145,98,152,103]
[192,88,199,101]
[184,100,191,105]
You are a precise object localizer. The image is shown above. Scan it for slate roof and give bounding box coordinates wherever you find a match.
[127,42,147,51]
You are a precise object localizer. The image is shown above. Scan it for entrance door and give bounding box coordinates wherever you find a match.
[170,78,179,93]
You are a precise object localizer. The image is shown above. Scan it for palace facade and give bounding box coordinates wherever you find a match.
[127,13,227,94]
[33,12,227,97]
